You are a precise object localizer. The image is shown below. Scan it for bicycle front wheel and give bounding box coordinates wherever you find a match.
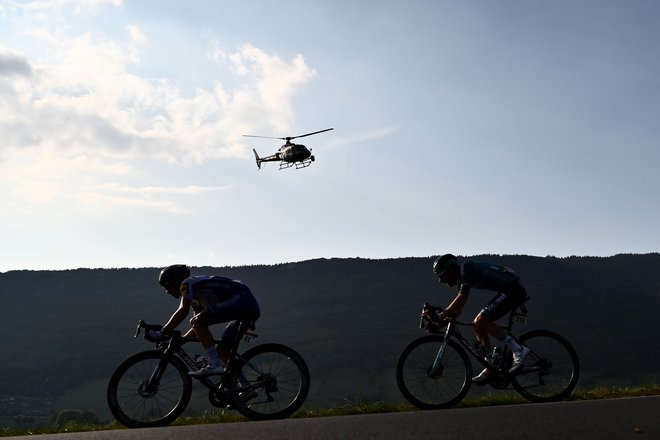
[107,350,192,428]
[230,343,310,420]
[396,335,471,409]
[511,329,580,402]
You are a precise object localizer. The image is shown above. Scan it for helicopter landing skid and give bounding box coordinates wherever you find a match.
[279,157,314,170]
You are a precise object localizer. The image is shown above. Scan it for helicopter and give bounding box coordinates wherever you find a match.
[243,128,334,170]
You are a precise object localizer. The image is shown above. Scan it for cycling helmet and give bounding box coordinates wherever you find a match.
[158,264,190,287]
[432,254,458,276]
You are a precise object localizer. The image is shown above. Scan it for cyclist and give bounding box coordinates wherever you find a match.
[432,254,530,384]
[148,264,261,376]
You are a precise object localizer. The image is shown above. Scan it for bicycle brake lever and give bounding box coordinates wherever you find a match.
[420,305,430,329]
[134,320,145,338]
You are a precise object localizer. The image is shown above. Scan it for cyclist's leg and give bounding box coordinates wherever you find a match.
[213,289,261,363]
[472,285,528,380]
[479,285,530,371]
[217,321,239,363]
[473,292,510,347]
[477,284,527,338]
[189,289,258,371]
[189,311,225,373]
[471,294,508,383]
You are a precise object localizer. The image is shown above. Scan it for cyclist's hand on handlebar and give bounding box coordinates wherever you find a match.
[420,305,447,334]
[421,304,442,322]
[420,309,436,322]
[145,329,170,342]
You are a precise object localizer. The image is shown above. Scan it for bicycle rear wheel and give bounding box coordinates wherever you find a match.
[511,329,580,402]
[230,343,310,420]
[107,350,192,428]
[396,335,471,409]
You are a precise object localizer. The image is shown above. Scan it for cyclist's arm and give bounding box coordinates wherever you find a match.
[162,296,192,334]
[183,328,197,338]
[442,293,468,319]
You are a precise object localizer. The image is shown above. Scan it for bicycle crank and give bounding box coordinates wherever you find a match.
[209,387,232,408]
[489,374,511,390]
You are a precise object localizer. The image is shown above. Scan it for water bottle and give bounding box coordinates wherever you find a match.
[194,354,208,368]
[491,346,502,367]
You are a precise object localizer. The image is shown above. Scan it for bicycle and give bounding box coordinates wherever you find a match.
[396,302,579,409]
[107,320,310,428]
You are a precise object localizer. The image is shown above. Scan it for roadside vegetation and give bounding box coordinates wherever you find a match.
[2,385,660,437]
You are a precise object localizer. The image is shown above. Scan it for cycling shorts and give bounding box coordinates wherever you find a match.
[478,282,527,321]
[204,289,260,343]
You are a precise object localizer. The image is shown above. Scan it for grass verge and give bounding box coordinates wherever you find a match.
[2,385,660,437]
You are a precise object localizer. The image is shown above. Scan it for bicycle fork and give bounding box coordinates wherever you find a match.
[138,357,172,397]
[143,345,186,395]
[429,325,453,377]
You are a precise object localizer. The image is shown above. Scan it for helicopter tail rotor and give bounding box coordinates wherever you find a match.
[253,149,262,169]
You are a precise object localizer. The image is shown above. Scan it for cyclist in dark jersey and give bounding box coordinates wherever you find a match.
[149,264,261,376]
[432,254,530,384]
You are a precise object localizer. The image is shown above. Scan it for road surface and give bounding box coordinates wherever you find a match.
[14,396,660,440]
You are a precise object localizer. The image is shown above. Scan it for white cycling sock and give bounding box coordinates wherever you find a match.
[503,335,523,353]
[206,346,222,368]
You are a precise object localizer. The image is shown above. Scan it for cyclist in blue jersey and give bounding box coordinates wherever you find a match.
[147,264,261,376]
[432,254,530,384]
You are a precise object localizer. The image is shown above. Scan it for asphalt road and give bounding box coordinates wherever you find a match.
[15,396,660,440]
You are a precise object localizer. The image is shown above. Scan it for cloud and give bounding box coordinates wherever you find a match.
[75,192,192,214]
[0,48,32,76]
[21,0,124,16]
[126,24,148,46]
[327,125,399,149]
[0,145,234,215]
[207,41,317,136]
[98,182,234,195]
[0,8,316,215]
[76,183,235,214]
[2,37,315,163]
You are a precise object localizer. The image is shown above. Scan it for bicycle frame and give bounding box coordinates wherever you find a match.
[426,303,528,378]
[138,320,258,395]
[110,319,311,427]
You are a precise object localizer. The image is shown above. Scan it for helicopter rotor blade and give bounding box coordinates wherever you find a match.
[243,128,333,141]
[242,134,287,140]
[289,128,334,140]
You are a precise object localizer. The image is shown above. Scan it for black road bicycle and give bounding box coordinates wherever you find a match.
[107,320,310,428]
[396,302,579,409]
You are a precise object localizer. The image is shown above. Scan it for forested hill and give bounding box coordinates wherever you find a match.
[1,253,659,420]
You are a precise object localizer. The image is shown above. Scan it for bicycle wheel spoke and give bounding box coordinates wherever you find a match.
[107,351,192,428]
[512,330,579,402]
[232,343,310,420]
[396,336,471,409]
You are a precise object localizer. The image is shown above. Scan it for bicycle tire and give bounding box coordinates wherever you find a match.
[107,350,193,428]
[511,329,580,402]
[396,335,472,409]
[229,343,310,420]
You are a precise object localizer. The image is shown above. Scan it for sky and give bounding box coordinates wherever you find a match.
[1,0,659,271]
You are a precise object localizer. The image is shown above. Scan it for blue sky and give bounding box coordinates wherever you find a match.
[1,0,659,271]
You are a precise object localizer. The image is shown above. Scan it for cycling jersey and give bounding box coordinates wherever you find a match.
[458,261,521,295]
[181,276,251,312]
[457,261,527,321]
[181,275,260,343]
